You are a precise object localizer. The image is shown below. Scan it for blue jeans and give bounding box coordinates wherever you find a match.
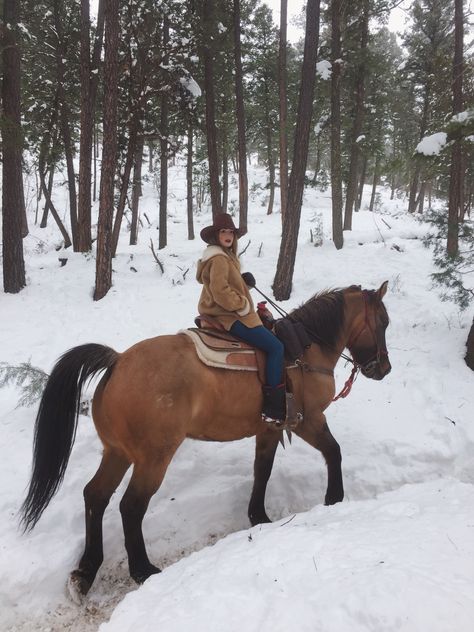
[229,321,284,387]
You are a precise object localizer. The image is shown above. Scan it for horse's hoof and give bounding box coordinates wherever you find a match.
[67,570,93,604]
[249,512,272,526]
[131,563,161,584]
[324,493,344,506]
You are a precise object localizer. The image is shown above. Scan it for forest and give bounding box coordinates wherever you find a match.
[1,2,474,630]
[1,1,472,362]
[1,0,472,303]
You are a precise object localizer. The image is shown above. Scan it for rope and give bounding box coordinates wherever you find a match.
[333,366,360,401]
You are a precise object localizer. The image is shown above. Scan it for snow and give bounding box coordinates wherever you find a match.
[179,75,202,98]
[415,132,447,156]
[1,162,474,631]
[450,109,473,124]
[316,60,332,80]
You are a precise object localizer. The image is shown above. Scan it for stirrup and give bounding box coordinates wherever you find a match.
[261,393,303,430]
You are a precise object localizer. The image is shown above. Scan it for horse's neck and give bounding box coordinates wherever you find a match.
[339,298,364,356]
[304,339,344,370]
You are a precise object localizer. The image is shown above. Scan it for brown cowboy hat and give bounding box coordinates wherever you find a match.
[200,213,242,244]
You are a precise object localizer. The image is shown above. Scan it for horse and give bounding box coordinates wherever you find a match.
[20,282,391,600]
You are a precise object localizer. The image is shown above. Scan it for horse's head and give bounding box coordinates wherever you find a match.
[346,282,391,381]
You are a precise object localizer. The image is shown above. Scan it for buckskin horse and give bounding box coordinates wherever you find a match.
[20,282,391,600]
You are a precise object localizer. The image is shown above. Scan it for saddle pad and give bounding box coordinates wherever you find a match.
[180,328,258,371]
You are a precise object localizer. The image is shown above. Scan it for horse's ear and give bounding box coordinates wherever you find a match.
[377,280,388,299]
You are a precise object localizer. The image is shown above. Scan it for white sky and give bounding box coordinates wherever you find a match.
[263,0,413,42]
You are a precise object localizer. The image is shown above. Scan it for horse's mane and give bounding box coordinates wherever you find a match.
[289,286,359,349]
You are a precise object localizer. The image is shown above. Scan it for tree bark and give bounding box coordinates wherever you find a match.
[40,165,55,228]
[78,0,105,252]
[201,0,222,219]
[273,0,321,300]
[187,123,195,240]
[263,70,276,215]
[94,0,119,301]
[343,0,369,230]
[130,137,144,246]
[465,318,474,371]
[2,0,26,293]
[222,138,228,213]
[408,83,430,213]
[233,0,248,234]
[356,154,367,211]
[330,0,343,250]
[278,0,288,222]
[158,16,170,250]
[53,0,78,249]
[38,167,72,247]
[369,156,380,212]
[447,0,463,256]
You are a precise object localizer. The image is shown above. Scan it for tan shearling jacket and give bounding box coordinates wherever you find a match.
[196,245,262,330]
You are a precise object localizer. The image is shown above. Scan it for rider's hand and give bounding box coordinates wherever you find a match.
[242,272,256,288]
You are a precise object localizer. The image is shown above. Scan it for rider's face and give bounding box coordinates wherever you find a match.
[218,229,235,248]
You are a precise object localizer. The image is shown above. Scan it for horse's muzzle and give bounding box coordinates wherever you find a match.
[361,357,391,380]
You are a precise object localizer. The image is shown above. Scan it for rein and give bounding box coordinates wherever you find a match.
[254,286,385,400]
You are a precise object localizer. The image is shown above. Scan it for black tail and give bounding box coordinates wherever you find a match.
[20,343,118,532]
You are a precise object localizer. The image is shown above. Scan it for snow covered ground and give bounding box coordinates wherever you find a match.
[1,162,473,631]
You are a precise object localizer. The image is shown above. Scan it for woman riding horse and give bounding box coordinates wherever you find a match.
[196,213,287,425]
[20,281,391,601]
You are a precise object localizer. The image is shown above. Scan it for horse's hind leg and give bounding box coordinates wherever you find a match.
[68,448,130,601]
[295,415,344,505]
[119,444,180,584]
[248,429,281,526]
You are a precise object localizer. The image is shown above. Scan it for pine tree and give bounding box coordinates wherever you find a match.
[2,0,26,293]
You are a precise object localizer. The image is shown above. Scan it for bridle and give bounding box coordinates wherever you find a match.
[252,285,389,398]
[345,289,389,376]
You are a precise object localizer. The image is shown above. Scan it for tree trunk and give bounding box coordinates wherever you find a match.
[94,0,119,301]
[222,140,228,213]
[38,167,72,247]
[369,156,380,212]
[273,0,321,300]
[187,123,195,240]
[356,154,367,211]
[233,0,248,234]
[278,0,288,222]
[93,122,98,202]
[343,0,369,230]
[447,0,463,256]
[129,137,144,246]
[158,16,170,250]
[40,165,56,228]
[201,0,222,219]
[263,70,275,215]
[148,142,154,173]
[330,0,343,250]
[465,318,474,371]
[408,84,430,213]
[417,181,426,214]
[53,0,78,249]
[78,0,105,252]
[1,0,26,292]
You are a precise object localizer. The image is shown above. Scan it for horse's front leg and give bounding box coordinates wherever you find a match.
[248,429,281,525]
[294,414,344,505]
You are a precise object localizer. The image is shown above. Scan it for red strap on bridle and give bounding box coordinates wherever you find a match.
[333,365,359,401]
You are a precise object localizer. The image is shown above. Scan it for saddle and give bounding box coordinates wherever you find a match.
[181,317,266,383]
[182,315,304,435]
